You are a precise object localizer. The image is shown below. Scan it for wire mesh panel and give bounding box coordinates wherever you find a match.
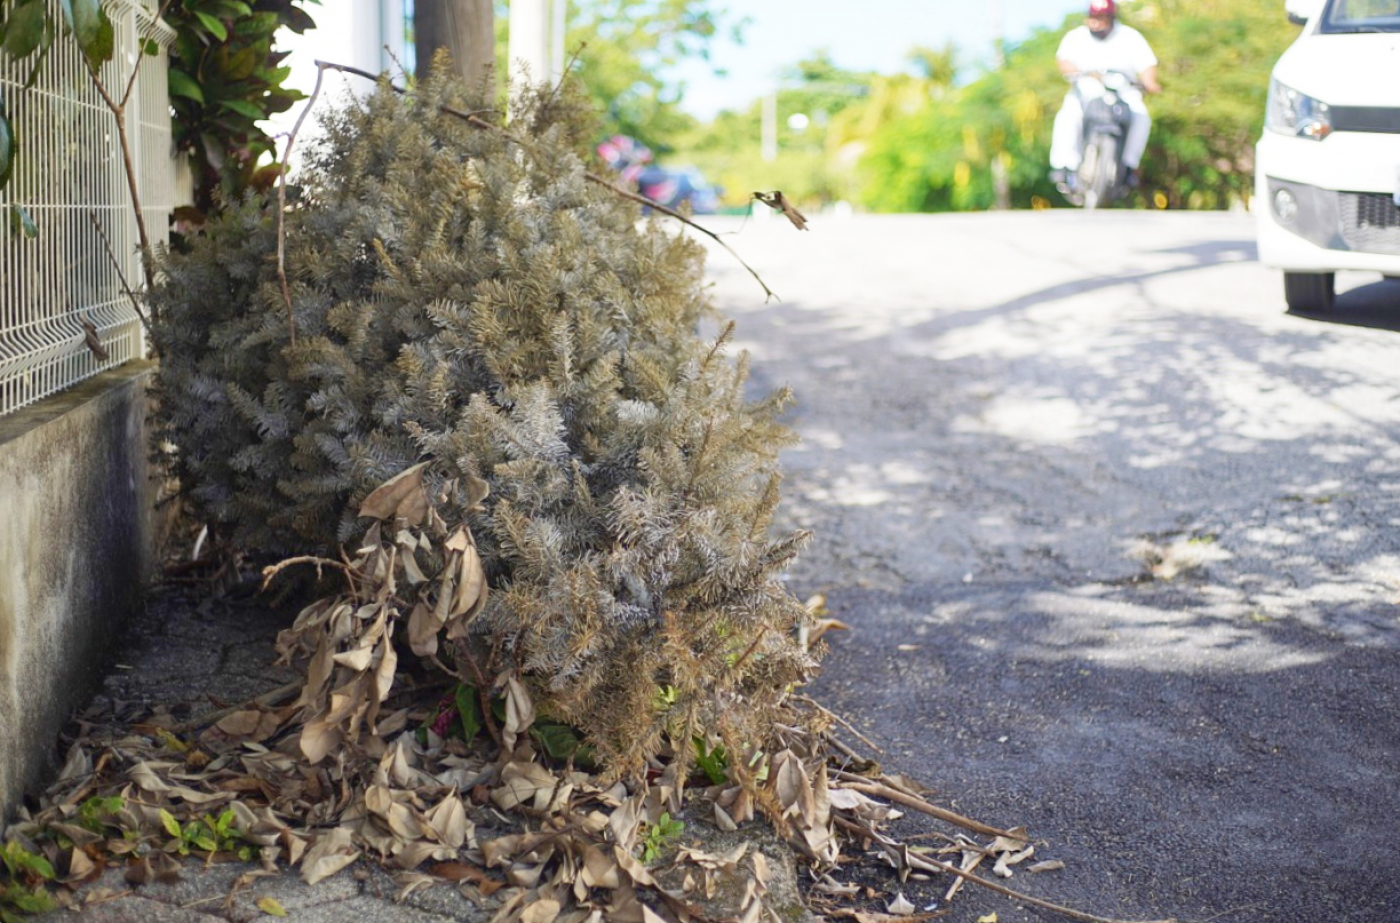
[0,0,175,417]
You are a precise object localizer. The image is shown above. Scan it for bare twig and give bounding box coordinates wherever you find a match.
[83,0,177,300]
[275,62,329,346]
[88,211,155,348]
[260,554,358,590]
[834,816,1176,923]
[311,60,782,302]
[794,694,885,754]
[167,680,304,736]
[834,775,1019,840]
[120,0,176,109]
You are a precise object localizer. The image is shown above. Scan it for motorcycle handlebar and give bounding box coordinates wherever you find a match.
[1065,69,1144,90]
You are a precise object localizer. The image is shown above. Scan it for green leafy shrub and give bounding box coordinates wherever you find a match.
[150,67,816,776]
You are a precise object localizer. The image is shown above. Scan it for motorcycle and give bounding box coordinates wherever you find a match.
[1056,70,1139,210]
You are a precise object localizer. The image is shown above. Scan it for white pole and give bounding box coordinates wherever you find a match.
[551,0,567,83]
[508,0,550,88]
[381,0,406,76]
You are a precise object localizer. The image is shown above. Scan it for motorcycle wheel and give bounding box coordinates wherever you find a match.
[1084,134,1119,210]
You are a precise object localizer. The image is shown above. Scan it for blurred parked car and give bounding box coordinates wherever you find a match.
[635,166,722,215]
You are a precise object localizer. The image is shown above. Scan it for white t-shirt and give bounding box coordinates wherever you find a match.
[1056,23,1157,82]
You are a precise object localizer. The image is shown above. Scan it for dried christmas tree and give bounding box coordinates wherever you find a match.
[150,66,815,777]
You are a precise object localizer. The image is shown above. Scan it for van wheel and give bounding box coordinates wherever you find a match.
[1284,272,1335,312]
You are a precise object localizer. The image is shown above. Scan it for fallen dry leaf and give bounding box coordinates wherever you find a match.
[430,861,506,895]
[256,895,288,917]
[300,828,360,885]
[1028,859,1066,873]
[886,892,916,915]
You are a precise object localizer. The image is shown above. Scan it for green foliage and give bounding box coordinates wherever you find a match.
[159,808,252,859]
[558,0,739,151]
[1141,0,1297,208]
[0,841,56,923]
[692,736,728,784]
[669,0,1298,212]
[150,65,816,777]
[164,0,318,220]
[672,52,876,210]
[0,0,315,237]
[640,812,684,862]
[77,795,126,834]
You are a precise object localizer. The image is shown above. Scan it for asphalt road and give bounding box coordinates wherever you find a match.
[698,210,1400,923]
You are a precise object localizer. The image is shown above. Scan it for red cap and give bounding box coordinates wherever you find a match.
[1089,0,1116,14]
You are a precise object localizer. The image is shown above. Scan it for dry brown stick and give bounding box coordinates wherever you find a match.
[793,694,885,755]
[260,554,358,589]
[834,775,1019,840]
[275,63,329,346]
[834,816,1174,923]
[312,60,781,302]
[167,680,304,736]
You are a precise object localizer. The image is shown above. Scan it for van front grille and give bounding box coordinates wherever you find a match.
[1340,192,1400,255]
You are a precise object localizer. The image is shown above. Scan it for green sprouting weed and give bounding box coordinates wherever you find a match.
[77,795,126,833]
[640,812,685,863]
[693,737,728,785]
[160,808,250,859]
[653,685,680,712]
[0,841,57,923]
[0,880,58,923]
[0,843,54,883]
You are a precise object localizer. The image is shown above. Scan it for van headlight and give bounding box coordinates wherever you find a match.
[1266,79,1332,140]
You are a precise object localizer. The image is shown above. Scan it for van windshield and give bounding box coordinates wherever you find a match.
[1321,0,1400,32]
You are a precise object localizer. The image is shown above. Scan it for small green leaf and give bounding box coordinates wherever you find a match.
[219,99,264,119]
[159,808,182,838]
[2,0,47,60]
[693,737,728,785]
[142,37,159,56]
[531,722,583,761]
[0,112,14,190]
[60,0,113,69]
[192,834,217,852]
[167,69,205,104]
[454,684,482,742]
[193,11,228,41]
[216,808,236,833]
[7,888,56,913]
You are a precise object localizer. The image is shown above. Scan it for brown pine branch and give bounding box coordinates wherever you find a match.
[310,60,782,302]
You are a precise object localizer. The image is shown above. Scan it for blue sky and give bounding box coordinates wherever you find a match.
[667,0,1092,118]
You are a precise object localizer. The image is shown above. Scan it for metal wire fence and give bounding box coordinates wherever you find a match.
[0,0,176,418]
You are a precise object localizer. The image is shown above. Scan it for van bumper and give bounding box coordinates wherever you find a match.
[1255,130,1400,274]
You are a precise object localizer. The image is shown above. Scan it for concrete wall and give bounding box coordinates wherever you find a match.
[0,362,163,822]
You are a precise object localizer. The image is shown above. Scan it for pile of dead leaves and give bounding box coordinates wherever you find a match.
[0,468,1172,923]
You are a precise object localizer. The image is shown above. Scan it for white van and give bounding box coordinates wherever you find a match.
[1254,0,1400,311]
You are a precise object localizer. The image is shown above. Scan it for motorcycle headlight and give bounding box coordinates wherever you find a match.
[1266,79,1332,140]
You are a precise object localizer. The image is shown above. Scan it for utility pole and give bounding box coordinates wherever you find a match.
[414,0,494,91]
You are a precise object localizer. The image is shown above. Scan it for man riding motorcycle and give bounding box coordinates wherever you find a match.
[1049,0,1162,192]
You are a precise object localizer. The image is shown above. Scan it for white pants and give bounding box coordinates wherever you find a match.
[1049,86,1151,171]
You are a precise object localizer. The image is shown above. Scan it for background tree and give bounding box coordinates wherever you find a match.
[563,0,742,150]
[661,0,1299,213]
